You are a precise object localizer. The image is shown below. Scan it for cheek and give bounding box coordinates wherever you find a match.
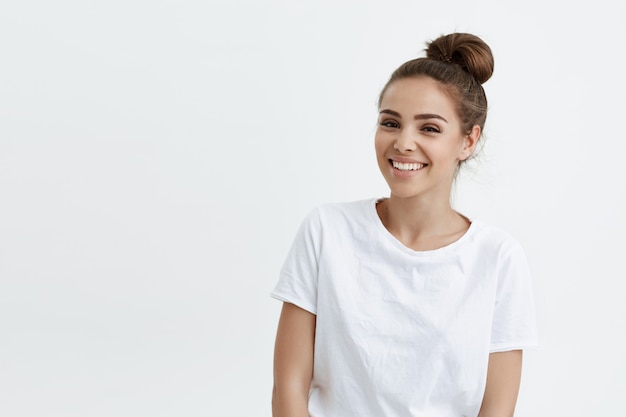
[374,134,385,158]
[374,136,391,173]
[374,129,394,152]
[439,136,466,159]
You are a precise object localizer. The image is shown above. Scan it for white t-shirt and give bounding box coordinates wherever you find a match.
[271,198,538,417]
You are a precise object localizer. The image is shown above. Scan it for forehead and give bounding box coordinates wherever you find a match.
[380,77,457,119]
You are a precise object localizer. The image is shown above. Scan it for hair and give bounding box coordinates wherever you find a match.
[378,33,494,140]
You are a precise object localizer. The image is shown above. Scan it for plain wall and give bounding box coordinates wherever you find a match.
[1,0,625,415]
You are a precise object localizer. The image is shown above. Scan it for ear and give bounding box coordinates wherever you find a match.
[459,125,481,161]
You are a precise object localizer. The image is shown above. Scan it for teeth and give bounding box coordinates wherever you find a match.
[392,161,424,171]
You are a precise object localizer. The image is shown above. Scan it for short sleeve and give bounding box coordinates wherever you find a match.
[489,241,539,352]
[270,208,321,315]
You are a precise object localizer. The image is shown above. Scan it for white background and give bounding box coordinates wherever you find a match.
[1,0,625,416]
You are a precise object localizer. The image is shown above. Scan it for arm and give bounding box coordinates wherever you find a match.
[272,302,316,417]
[477,350,523,417]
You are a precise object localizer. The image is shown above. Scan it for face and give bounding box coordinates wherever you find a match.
[375,76,480,201]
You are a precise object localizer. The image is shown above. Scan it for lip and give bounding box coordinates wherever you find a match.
[389,156,427,164]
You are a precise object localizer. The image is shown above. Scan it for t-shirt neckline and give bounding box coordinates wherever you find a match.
[368,197,479,258]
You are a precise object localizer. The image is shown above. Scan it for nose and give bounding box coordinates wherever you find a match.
[393,128,417,153]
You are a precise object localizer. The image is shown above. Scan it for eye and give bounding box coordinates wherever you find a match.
[421,125,440,133]
[379,119,399,129]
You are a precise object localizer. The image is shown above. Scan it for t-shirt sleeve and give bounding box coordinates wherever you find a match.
[489,241,539,352]
[270,208,321,315]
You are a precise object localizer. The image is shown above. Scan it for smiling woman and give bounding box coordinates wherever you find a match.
[271,33,537,417]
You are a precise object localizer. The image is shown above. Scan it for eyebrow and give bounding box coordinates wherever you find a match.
[379,109,448,123]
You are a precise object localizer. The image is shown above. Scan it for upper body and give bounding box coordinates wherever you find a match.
[272,33,538,417]
[272,199,537,417]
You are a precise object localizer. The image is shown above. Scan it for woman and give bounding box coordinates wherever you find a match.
[271,33,537,417]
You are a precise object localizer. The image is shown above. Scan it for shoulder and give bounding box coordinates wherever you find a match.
[466,221,534,292]
[469,220,526,257]
[295,198,378,242]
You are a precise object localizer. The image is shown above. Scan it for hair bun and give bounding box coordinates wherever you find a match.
[425,33,494,84]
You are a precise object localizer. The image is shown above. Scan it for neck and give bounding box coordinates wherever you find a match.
[376,194,470,251]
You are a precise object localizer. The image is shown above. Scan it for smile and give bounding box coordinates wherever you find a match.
[391,160,427,171]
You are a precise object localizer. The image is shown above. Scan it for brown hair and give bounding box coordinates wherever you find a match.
[378,33,494,138]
